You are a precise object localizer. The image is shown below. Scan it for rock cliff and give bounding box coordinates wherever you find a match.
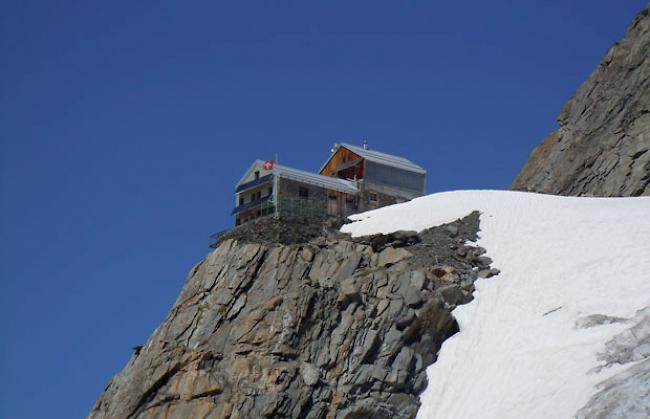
[511,5,650,197]
[88,213,497,419]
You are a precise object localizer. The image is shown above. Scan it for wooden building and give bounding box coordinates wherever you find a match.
[232,142,426,225]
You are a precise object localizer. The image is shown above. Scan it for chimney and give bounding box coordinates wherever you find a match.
[362,138,368,150]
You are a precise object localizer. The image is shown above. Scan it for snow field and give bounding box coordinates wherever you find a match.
[342,190,650,419]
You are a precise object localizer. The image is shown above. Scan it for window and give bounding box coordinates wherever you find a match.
[254,171,260,180]
[299,187,309,198]
[239,196,244,206]
[256,191,261,200]
[369,193,378,202]
[267,187,273,196]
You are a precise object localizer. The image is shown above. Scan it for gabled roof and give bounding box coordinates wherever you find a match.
[236,160,358,194]
[320,143,426,175]
[274,163,358,194]
[235,160,268,187]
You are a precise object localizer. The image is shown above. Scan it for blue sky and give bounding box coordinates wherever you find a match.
[1,1,646,417]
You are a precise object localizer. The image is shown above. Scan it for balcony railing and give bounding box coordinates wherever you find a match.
[235,174,273,193]
[231,194,272,215]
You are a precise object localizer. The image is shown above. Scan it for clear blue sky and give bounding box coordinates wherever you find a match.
[0,1,646,417]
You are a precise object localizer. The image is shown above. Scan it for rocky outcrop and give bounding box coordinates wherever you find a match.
[212,215,350,247]
[511,5,650,197]
[88,212,497,419]
[575,307,650,419]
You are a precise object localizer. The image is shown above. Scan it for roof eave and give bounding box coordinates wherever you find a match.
[274,166,358,194]
[317,143,343,174]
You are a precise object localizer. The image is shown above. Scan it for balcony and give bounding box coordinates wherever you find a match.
[231,194,272,215]
[236,174,273,193]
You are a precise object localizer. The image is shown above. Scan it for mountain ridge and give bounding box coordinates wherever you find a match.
[511,4,649,197]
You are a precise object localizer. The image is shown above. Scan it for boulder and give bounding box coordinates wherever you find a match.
[378,247,412,267]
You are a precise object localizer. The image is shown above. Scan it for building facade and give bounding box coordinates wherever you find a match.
[232,143,426,225]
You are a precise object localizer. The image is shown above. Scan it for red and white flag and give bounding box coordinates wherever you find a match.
[262,160,274,170]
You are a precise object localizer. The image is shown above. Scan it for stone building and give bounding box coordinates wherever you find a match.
[232,142,426,225]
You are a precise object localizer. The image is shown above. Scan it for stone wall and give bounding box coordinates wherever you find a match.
[213,214,348,246]
[277,178,329,219]
[359,187,400,212]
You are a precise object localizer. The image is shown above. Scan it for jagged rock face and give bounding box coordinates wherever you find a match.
[575,307,650,418]
[88,212,495,419]
[511,5,650,197]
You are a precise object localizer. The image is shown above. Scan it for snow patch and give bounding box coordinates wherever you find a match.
[342,190,650,419]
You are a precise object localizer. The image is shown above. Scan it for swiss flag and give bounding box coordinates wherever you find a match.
[262,160,274,170]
